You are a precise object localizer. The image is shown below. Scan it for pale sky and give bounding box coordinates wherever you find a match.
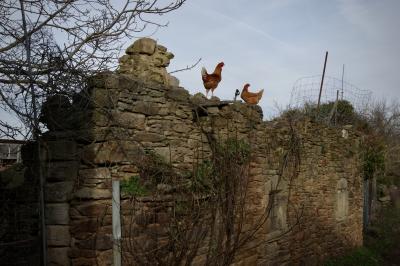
[134,0,400,118]
[2,0,400,138]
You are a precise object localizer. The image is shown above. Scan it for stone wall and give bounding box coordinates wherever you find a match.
[35,38,363,266]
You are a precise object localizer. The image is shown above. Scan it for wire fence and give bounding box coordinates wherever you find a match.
[290,75,372,114]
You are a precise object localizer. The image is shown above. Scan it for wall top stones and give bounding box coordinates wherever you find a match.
[117,38,178,87]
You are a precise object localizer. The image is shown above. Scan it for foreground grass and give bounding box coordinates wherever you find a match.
[324,206,400,266]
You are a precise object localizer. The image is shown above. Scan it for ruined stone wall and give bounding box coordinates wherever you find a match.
[36,38,363,266]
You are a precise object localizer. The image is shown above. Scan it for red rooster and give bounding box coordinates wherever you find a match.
[241,83,264,104]
[201,62,224,98]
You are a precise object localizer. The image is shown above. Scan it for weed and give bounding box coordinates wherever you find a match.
[120,175,148,197]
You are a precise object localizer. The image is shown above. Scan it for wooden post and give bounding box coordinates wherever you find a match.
[327,90,339,125]
[112,180,121,266]
[341,64,345,100]
[316,51,328,115]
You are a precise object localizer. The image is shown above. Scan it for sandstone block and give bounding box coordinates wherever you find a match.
[82,141,144,164]
[190,93,207,105]
[46,203,69,225]
[47,247,70,266]
[132,101,159,116]
[153,147,171,163]
[134,132,166,142]
[165,87,189,102]
[79,168,111,179]
[74,187,112,200]
[47,225,71,247]
[68,248,96,259]
[126,38,156,55]
[70,219,102,235]
[91,88,119,108]
[115,112,145,129]
[46,140,77,161]
[71,258,97,266]
[168,75,180,87]
[45,161,78,181]
[45,181,74,202]
[71,201,111,218]
[75,234,113,251]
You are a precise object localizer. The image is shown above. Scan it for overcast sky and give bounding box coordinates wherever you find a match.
[133,0,400,118]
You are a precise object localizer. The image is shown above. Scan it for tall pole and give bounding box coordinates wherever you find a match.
[316,51,328,115]
[341,64,345,100]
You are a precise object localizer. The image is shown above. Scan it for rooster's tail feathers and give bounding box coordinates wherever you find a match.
[258,89,264,100]
[201,67,207,77]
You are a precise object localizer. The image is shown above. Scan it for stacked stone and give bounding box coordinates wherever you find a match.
[33,37,364,265]
[118,38,179,87]
[250,119,363,266]
[43,140,78,265]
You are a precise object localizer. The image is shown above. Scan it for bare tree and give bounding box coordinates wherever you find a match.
[0,1,186,265]
[0,0,186,139]
[365,100,400,185]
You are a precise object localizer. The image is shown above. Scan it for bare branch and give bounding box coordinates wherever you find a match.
[169,58,202,74]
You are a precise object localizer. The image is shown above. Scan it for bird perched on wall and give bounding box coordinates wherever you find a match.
[240,83,264,104]
[201,62,224,98]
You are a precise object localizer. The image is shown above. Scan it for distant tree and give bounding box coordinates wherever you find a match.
[365,100,400,185]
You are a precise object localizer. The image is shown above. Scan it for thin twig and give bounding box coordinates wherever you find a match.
[169,57,201,74]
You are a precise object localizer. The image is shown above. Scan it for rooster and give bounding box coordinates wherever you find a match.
[201,62,224,98]
[240,83,264,105]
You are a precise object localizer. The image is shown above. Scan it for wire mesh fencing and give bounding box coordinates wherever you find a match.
[290,75,372,114]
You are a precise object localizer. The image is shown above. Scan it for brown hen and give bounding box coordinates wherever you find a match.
[241,83,264,105]
[201,62,224,98]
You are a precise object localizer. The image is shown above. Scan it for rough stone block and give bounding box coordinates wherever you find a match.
[132,101,159,116]
[47,247,70,266]
[70,201,111,218]
[46,203,69,225]
[70,219,103,235]
[168,75,180,87]
[115,112,145,129]
[79,168,111,180]
[165,87,189,102]
[153,147,171,163]
[74,187,112,200]
[45,181,74,202]
[47,225,71,247]
[126,37,156,55]
[91,88,119,108]
[75,234,113,251]
[46,140,77,161]
[68,248,96,259]
[71,257,97,266]
[134,132,166,142]
[82,141,144,164]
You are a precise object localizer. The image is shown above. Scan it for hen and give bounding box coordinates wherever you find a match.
[201,62,224,98]
[240,83,264,105]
